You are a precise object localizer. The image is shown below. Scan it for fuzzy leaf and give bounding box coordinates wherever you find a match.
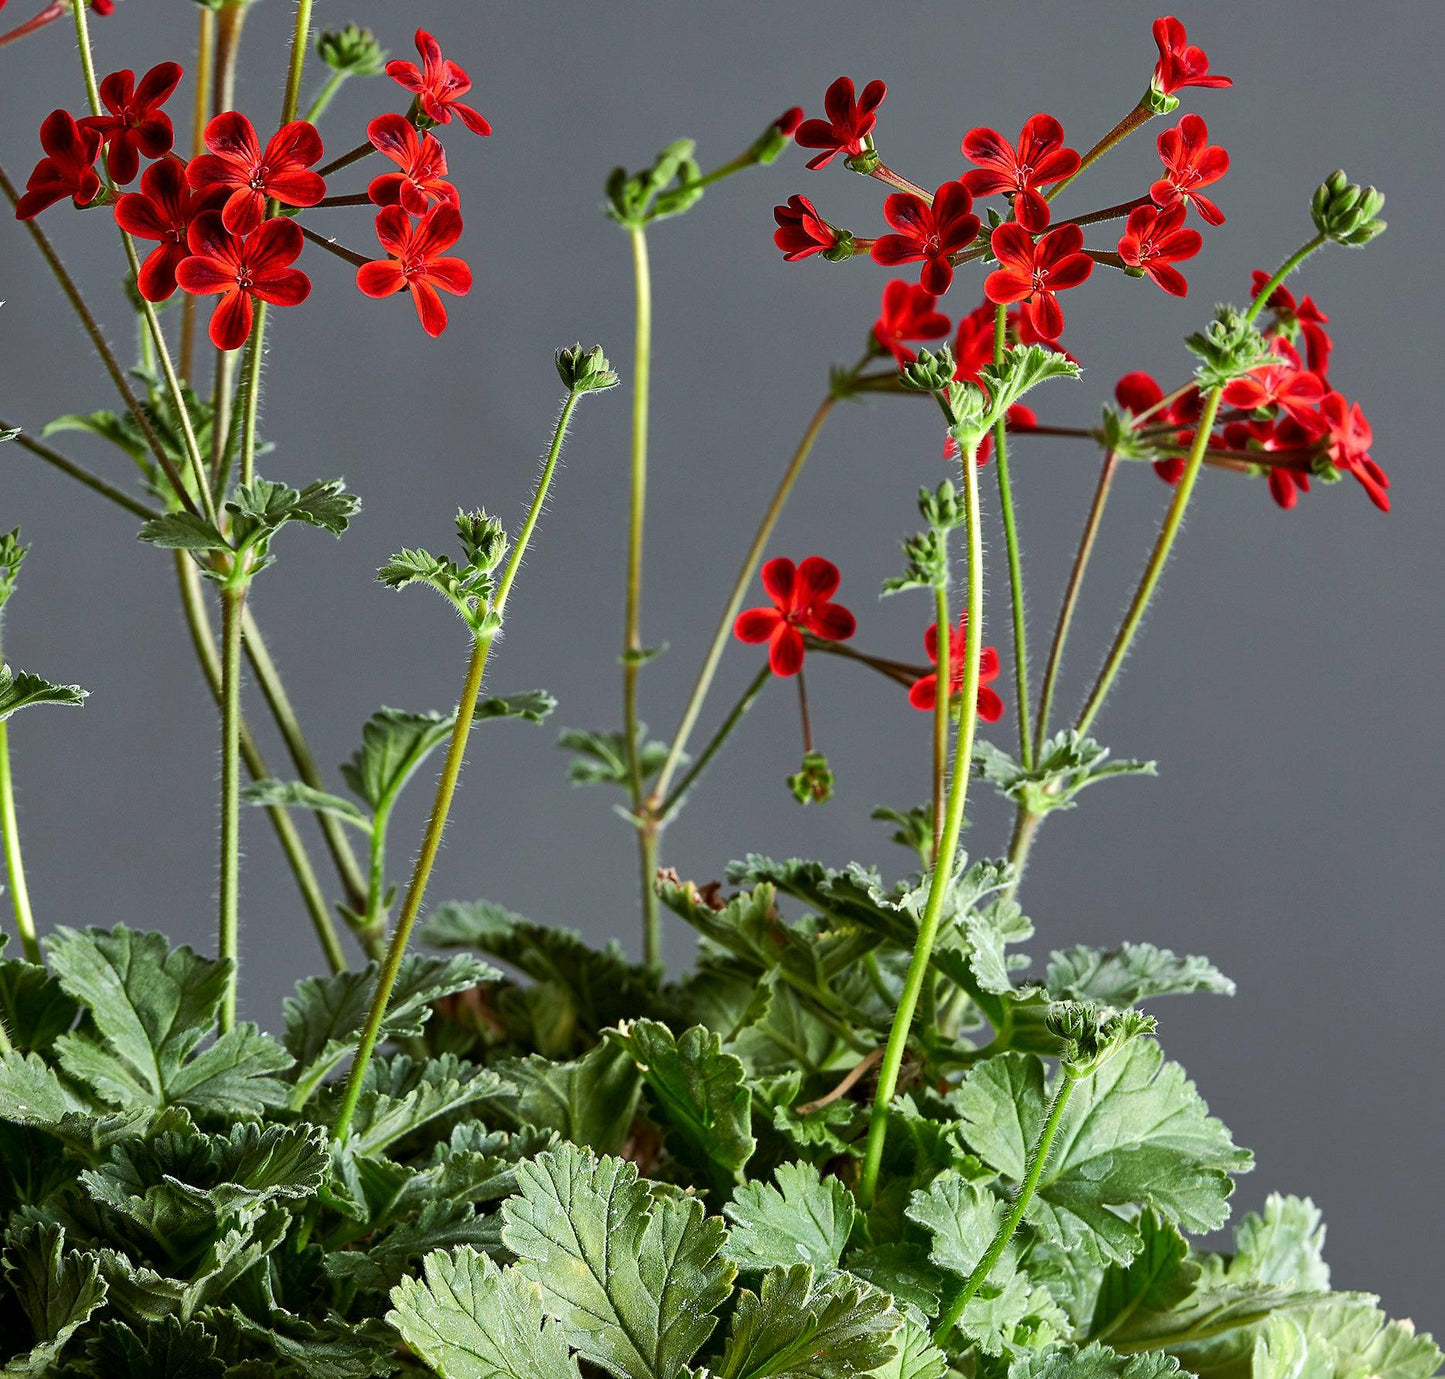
[724,1160,857,1275]
[43,409,147,461]
[974,731,1155,817]
[331,1054,507,1156]
[326,1198,497,1294]
[0,666,87,722]
[474,688,557,723]
[0,954,78,1054]
[0,1224,107,1375]
[501,1040,642,1156]
[81,1316,225,1377]
[240,779,370,828]
[227,476,359,541]
[340,707,454,810]
[1047,943,1235,1006]
[136,512,229,552]
[1228,1194,1330,1290]
[868,1317,949,1379]
[1007,1344,1183,1378]
[1088,1212,1200,1344]
[558,723,674,788]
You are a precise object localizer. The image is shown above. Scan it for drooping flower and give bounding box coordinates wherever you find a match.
[794,76,886,170]
[113,156,225,301]
[1317,392,1389,511]
[733,556,856,677]
[175,211,310,350]
[1115,370,1202,484]
[984,221,1093,340]
[772,194,838,260]
[13,110,102,219]
[871,181,980,294]
[873,279,951,365]
[1221,418,1314,510]
[80,62,182,184]
[186,112,326,235]
[1117,202,1202,296]
[906,614,1004,719]
[1151,113,1228,226]
[1250,271,1332,376]
[1222,337,1326,425]
[385,29,491,135]
[366,113,457,215]
[1151,15,1232,96]
[960,114,1080,233]
[356,203,473,338]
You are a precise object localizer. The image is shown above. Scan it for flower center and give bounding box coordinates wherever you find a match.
[249,165,269,191]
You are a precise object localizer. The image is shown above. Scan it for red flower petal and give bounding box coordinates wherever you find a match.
[768,625,806,677]
[734,608,783,644]
[207,287,253,350]
[760,557,796,610]
[356,260,406,299]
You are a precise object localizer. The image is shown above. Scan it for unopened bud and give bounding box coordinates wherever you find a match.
[317,24,386,77]
[1311,170,1386,247]
[556,343,620,394]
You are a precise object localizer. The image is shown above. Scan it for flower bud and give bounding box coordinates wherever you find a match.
[1310,170,1386,246]
[899,346,957,393]
[455,509,508,572]
[556,344,620,394]
[317,24,386,77]
[749,107,803,166]
[787,751,834,805]
[1186,305,1271,390]
[1146,87,1181,116]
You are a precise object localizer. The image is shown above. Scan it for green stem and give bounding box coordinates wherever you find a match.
[279,0,314,125]
[359,802,391,957]
[181,4,215,381]
[209,349,238,496]
[1,425,160,521]
[303,70,346,125]
[1245,235,1327,325]
[858,427,986,1208]
[659,664,771,823]
[238,304,266,490]
[217,582,246,1029]
[931,583,950,861]
[0,718,39,964]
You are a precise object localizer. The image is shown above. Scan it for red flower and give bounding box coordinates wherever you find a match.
[906,614,1004,720]
[773,107,804,138]
[984,221,1093,340]
[1151,16,1232,96]
[873,279,951,366]
[1318,392,1389,511]
[951,300,995,383]
[13,110,102,219]
[960,114,1080,233]
[773,194,838,261]
[871,181,980,295]
[1250,272,1332,376]
[356,204,473,339]
[733,556,856,677]
[1223,337,1326,426]
[1115,370,1202,484]
[795,77,886,170]
[1117,202,1201,297]
[186,112,325,235]
[1151,113,1228,226]
[113,156,225,301]
[175,211,310,351]
[366,113,457,216]
[386,29,491,136]
[80,62,182,184]
[1221,418,1314,511]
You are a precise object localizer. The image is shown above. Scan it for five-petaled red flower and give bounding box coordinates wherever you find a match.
[14,110,102,220]
[80,62,182,185]
[773,194,838,261]
[1251,272,1332,376]
[175,211,311,351]
[386,29,492,136]
[1117,202,1201,297]
[1115,371,1202,484]
[960,114,1081,233]
[113,156,225,301]
[1318,392,1389,511]
[871,181,980,295]
[366,113,457,216]
[1151,113,1228,226]
[984,221,1093,340]
[906,614,1004,720]
[733,556,856,677]
[873,279,951,366]
[1222,337,1326,426]
[795,76,886,170]
[356,204,473,339]
[186,112,325,235]
[1151,15,1232,95]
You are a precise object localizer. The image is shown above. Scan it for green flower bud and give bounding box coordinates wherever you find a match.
[555,344,620,395]
[316,24,386,76]
[899,346,957,393]
[1310,169,1387,246]
[1047,1000,1157,1078]
[748,107,803,166]
[1187,304,1272,390]
[918,479,963,531]
[788,751,834,805]
[1146,87,1181,116]
[454,509,508,572]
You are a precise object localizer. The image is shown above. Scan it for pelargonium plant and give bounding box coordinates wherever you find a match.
[0,4,1427,1376]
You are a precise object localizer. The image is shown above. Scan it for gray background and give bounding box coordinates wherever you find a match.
[2,0,1439,1323]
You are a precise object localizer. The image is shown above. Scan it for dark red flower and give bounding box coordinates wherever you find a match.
[1250,272,1332,376]
[14,110,102,219]
[80,62,182,184]
[984,221,1093,340]
[1151,16,1232,96]
[773,107,804,138]
[795,77,886,170]
[1221,417,1314,510]
[1223,337,1326,426]
[1318,392,1389,511]
[175,211,310,351]
[733,556,856,677]
[113,156,225,301]
[907,614,1004,720]
[386,29,491,136]
[773,194,838,261]
[1115,370,1202,484]
[186,112,326,235]
[873,279,951,366]
[951,300,996,383]
[871,181,980,295]
[366,113,457,216]
[1151,113,1228,226]
[356,203,473,339]
[960,114,1081,233]
[1117,202,1202,297]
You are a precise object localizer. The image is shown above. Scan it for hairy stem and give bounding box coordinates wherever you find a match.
[217,582,246,1029]
[659,664,771,823]
[279,0,315,125]
[0,424,160,521]
[0,717,39,964]
[180,4,216,380]
[931,584,950,859]
[1047,94,1154,204]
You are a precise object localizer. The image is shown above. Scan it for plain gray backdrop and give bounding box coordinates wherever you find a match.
[1,0,1440,1325]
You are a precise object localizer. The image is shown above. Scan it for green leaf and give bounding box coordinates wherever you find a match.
[0,1049,148,1152]
[240,778,371,828]
[1228,1194,1330,1290]
[974,730,1155,817]
[0,1224,107,1376]
[325,1199,497,1294]
[500,1039,642,1155]
[475,688,557,723]
[82,1316,225,1378]
[387,1246,581,1379]
[1088,1212,1200,1344]
[501,1143,735,1379]
[976,344,1083,417]
[558,723,674,788]
[340,707,454,810]
[227,476,359,541]
[1047,943,1235,1006]
[136,511,229,553]
[724,1161,856,1273]
[870,804,935,870]
[0,953,78,1053]
[1007,1343,1183,1378]
[867,1317,948,1379]
[963,899,1035,996]
[330,1053,507,1157]
[0,666,87,721]
[43,409,147,461]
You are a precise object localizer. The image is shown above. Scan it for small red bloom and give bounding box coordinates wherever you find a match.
[773,194,838,261]
[1223,337,1326,426]
[1117,202,1202,297]
[1151,16,1232,96]
[80,62,182,185]
[386,29,492,136]
[1250,272,1332,376]
[795,76,886,170]
[1221,418,1314,511]
[14,110,102,219]
[733,556,856,677]
[873,279,951,366]
[356,204,473,339]
[960,114,1081,233]
[773,107,804,138]
[113,156,225,301]
[1115,371,1202,484]
[175,211,310,351]
[1151,113,1228,226]
[1317,392,1389,511]
[984,221,1093,340]
[906,614,1004,720]
[871,181,980,295]
[187,112,326,235]
[951,300,996,383]
[366,113,457,216]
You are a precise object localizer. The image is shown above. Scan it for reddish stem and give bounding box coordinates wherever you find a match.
[0,1,63,48]
[299,224,371,268]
